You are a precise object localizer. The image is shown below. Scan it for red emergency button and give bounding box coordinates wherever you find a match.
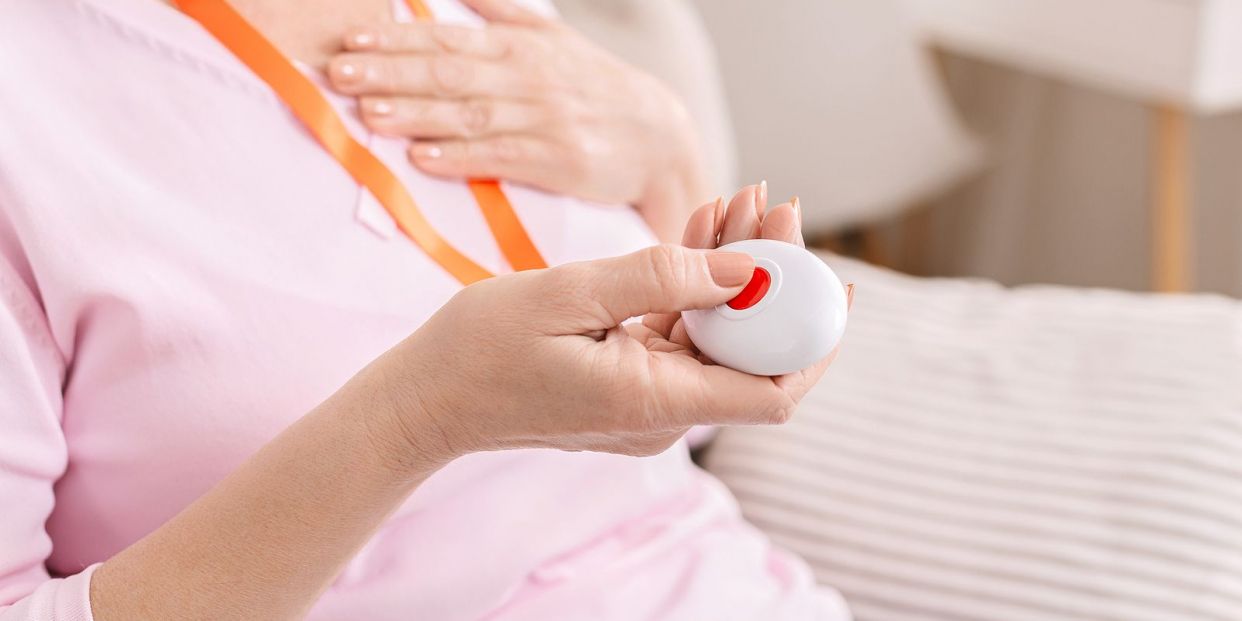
[727,267,772,310]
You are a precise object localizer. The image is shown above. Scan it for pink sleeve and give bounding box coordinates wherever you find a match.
[0,568,98,621]
[0,222,97,620]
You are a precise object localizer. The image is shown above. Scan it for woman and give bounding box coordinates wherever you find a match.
[0,0,850,619]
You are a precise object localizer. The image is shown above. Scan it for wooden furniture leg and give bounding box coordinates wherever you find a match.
[899,203,934,276]
[859,226,891,268]
[1150,105,1192,292]
[807,227,892,268]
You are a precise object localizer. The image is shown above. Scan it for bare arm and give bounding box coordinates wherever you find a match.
[90,363,449,620]
[86,188,828,621]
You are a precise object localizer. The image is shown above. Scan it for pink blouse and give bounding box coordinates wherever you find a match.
[0,0,848,619]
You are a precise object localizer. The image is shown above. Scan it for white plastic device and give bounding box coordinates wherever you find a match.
[682,239,848,376]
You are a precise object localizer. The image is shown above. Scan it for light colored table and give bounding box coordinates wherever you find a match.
[905,0,1242,291]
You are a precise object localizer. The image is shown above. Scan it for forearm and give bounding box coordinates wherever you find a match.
[90,362,450,621]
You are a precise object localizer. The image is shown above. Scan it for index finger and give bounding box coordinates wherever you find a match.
[343,23,513,59]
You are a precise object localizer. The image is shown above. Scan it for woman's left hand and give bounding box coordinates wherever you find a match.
[327,0,711,242]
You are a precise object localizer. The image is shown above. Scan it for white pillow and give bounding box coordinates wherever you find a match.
[704,254,1242,621]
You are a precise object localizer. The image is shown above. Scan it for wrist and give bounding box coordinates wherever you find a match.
[352,352,464,479]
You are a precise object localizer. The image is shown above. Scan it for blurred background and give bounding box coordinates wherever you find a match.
[556,0,1242,296]
[550,3,1242,620]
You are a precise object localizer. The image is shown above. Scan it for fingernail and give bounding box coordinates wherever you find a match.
[336,61,363,84]
[791,196,802,223]
[846,283,855,309]
[411,143,443,159]
[756,180,768,217]
[348,30,378,49]
[368,99,394,116]
[707,251,755,287]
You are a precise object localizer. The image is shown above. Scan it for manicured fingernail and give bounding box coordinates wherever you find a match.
[712,196,725,235]
[410,143,443,160]
[368,99,394,116]
[756,180,768,216]
[336,62,363,84]
[707,251,755,287]
[846,283,855,309]
[348,30,378,49]
[791,196,802,223]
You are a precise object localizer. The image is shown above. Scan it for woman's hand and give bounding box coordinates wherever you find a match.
[373,185,848,463]
[90,187,843,621]
[327,0,711,242]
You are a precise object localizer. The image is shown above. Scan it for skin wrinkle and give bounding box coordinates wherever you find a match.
[79,183,830,619]
[325,1,712,241]
[42,2,842,617]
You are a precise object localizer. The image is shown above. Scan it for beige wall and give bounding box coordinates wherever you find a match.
[688,0,981,233]
[556,0,1242,296]
[684,0,1242,296]
[920,55,1242,296]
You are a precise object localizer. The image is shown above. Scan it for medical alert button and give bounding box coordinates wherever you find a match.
[727,267,772,310]
[683,239,848,376]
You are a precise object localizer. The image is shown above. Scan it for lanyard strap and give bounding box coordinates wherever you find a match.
[174,0,547,285]
[404,0,435,20]
[410,0,547,274]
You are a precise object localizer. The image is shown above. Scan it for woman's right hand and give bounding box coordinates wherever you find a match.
[87,187,837,621]
[369,186,839,465]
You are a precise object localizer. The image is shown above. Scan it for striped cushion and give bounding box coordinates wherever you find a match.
[702,255,1242,621]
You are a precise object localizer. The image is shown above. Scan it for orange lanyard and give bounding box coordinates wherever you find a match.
[404,0,435,20]
[174,0,547,285]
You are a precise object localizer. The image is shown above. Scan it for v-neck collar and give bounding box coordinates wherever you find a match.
[75,0,421,99]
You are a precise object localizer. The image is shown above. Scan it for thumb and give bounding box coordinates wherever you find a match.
[557,245,755,331]
[459,0,551,27]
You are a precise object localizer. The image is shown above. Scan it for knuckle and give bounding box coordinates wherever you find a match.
[490,136,525,162]
[461,139,487,162]
[376,58,403,93]
[643,245,689,294]
[430,56,473,95]
[551,263,593,298]
[459,99,493,135]
[557,141,591,179]
[533,264,587,313]
[410,100,439,125]
[767,399,797,425]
